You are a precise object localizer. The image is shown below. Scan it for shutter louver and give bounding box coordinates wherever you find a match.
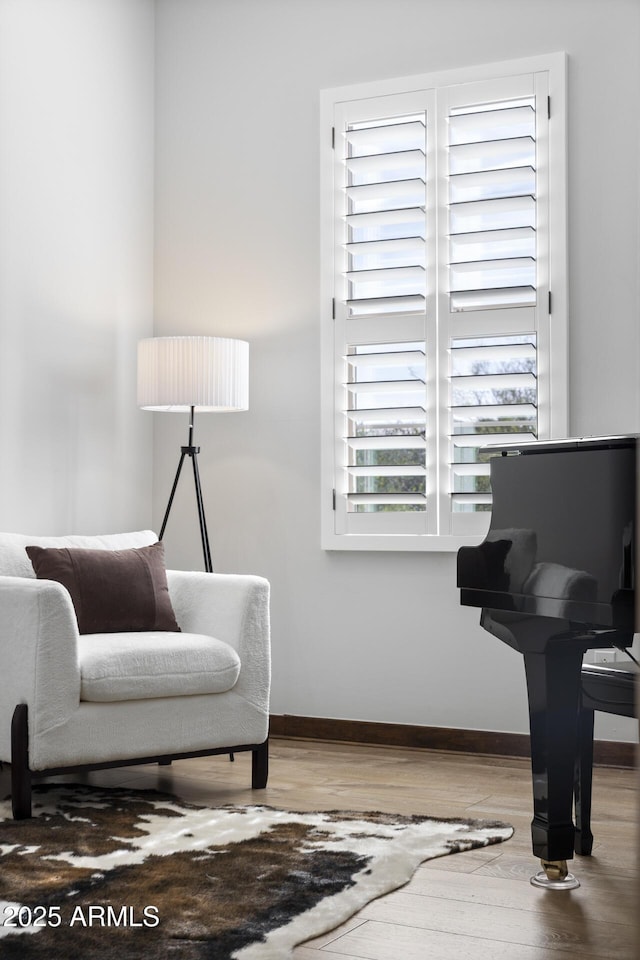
[344,117,427,318]
[448,101,536,312]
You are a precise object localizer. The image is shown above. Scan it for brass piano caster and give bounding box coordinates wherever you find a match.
[530,859,580,890]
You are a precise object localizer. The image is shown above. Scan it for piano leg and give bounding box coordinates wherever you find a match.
[523,642,587,890]
[574,703,595,856]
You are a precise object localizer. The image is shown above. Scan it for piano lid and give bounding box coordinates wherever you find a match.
[483,434,638,456]
[457,435,637,631]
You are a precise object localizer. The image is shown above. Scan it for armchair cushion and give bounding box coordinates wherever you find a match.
[25,541,180,635]
[78,631,241,702]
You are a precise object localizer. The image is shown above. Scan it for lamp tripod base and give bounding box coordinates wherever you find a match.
[159,407,213,573]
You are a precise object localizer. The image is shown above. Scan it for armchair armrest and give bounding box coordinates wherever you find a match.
[0,577,81,762]
[166,571,270,713]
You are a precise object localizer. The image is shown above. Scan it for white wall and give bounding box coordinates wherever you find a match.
[153,0,640,741]
[0,0,155,534]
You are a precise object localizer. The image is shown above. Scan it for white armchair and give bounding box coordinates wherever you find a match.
[0,530,270,819]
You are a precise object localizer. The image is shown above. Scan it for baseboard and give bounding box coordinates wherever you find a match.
[269,715,637,768]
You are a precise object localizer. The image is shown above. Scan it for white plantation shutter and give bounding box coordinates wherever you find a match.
[322,55,567,550]
[439,71,557,538]
[449,335,538,515]
[331,90,434,539]
[344,343,427,516]
[447,103,537,312]
[343,117,427,318]
[342,113,428,524]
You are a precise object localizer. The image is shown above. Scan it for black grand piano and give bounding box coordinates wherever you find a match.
[457,435,636,889]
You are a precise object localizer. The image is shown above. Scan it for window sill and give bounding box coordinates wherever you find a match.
[321,532,486,552]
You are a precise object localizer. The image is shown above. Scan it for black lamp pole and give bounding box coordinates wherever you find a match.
[158,405,213,573]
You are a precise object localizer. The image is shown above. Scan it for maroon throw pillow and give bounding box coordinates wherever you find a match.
[25,541,180,635]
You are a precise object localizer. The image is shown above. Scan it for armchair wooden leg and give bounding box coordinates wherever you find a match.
[251,739,268,789]
[11,704,32,820]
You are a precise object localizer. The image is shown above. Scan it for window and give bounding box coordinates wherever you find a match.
[321,54,567,550]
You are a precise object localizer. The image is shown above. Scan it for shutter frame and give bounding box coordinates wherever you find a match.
[321,54,567,550]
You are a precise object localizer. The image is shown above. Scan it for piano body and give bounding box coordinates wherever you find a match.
[457,435,636,889]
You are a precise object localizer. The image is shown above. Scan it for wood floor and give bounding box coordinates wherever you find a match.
[14,738,639,959]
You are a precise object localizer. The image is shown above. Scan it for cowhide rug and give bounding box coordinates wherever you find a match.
[0,784,513,959]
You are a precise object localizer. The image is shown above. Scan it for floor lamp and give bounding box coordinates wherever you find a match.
[137,336,249,572]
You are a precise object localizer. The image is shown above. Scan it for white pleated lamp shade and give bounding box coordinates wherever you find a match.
[137,336,249,412]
